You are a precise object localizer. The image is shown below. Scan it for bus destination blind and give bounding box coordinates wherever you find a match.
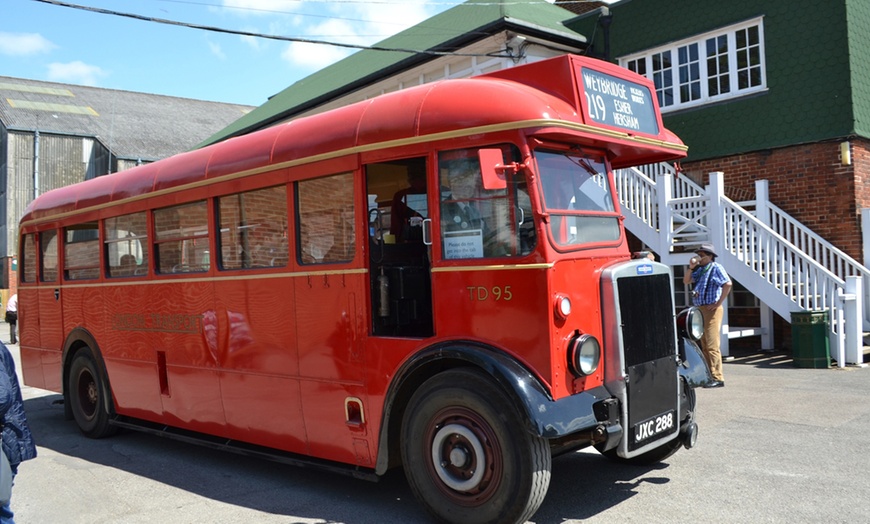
[581,68,659,136]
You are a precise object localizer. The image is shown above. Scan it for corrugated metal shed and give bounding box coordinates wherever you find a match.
[0,76,253,162]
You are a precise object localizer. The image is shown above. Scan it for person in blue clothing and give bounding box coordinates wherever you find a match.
[0,342,37,524]
[683,243,732,388]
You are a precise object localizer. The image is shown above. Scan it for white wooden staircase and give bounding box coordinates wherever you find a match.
[615,163,869,367]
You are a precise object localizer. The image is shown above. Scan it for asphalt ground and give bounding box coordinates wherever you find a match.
[6,327,870,523]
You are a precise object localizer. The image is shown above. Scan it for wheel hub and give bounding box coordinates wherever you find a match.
[431,423,485,492]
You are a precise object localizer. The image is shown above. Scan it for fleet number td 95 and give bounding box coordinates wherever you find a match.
[467,286,513,301]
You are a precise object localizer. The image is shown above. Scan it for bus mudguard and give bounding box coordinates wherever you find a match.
[374,342,621,474]
[679,337,714,389]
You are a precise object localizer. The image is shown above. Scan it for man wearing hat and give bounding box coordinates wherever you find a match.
[683,243,732,388]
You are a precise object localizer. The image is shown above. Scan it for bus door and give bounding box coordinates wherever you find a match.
[38,230,65,385]
[365,158,434,338]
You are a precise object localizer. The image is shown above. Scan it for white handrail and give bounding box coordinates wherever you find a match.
[766,201,869,281]
[723,196,844,310]
[613,166,658,230]
[614,165,863,364]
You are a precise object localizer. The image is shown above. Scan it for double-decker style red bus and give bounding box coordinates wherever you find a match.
[18,55,710,524]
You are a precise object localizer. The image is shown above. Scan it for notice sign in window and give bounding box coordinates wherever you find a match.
[581,68,659,136]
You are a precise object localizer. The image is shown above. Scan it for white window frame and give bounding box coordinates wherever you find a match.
[619,17,767,113]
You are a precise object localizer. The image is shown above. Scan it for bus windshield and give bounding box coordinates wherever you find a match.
[536,149,620,247]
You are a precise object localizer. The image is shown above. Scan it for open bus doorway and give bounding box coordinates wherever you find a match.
[365,158,434,338]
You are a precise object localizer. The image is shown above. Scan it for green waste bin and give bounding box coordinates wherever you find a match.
[790,310,831,368]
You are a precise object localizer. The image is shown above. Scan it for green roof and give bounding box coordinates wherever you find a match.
[200,0,586,147]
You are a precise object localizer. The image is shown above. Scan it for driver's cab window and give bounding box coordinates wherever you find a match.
[536,149,620,248]
[438,145,534,260]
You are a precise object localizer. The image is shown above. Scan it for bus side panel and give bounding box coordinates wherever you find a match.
[151,281,226,432]
[295,274,371,465]
[215,277,308,454]
[98,285,166,418]
[19,289,49,390]
[431,267,551,376]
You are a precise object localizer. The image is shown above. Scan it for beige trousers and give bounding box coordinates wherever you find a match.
[700,305,725,381]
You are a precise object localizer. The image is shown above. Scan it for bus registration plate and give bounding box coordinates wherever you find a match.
[632,410,676,445]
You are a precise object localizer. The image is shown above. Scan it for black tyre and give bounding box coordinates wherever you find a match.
[401,368,551,524]
[67,349,117,438]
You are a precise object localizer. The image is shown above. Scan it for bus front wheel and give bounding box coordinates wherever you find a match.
[67,349,117,438]
[400,368,551,524]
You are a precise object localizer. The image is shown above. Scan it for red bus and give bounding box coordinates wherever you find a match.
[18,55,709,524]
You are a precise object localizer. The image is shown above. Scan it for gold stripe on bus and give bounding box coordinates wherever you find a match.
[431,262,553,273]
[20,118,686,227]
[29,268,369,289]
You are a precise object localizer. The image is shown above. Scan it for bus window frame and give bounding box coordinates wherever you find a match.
[216,185,290,271]
[104,212,149,279]
[63,221,102,281]
[532,144,624,251]
[40,229,59,283]
[294,172,357,266]
[20,233,38,284]
[153,200,212,275]
[436,144,534,261]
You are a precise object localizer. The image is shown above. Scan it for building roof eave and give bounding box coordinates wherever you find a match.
[199,7,588,147]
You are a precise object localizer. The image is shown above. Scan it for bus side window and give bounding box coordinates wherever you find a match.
[105,212,148,278]
[154,202,210,274]
[439,145,533,259]
[218,186,288,270]
[64,222,101,281]
[296,172,355,265]
[20,234,38,283]
[40,230,58,282]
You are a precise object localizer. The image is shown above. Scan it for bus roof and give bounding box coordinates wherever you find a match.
[20,54,685,226]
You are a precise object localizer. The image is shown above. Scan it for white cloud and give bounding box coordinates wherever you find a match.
[0,32,56,56]
[281,40,351,69]
[277,3,439,70]
[209,41,227,59]
[46,61,107,86]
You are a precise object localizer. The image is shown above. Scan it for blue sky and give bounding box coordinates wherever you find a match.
[1,0,485,106]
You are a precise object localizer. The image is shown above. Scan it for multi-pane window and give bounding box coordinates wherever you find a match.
[154,201,210,274]
[64,222,100,280]
[296,173,355,265]
[620,18,765,112]
[105,213,148,278]
[651,51,673,108]
[736,25,763,90]
[219,186,288,270]
[678,43,701,103]
[706,35,729,97]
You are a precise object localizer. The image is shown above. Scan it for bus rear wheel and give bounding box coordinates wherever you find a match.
[67,348,117,438]
[401,368,551,524]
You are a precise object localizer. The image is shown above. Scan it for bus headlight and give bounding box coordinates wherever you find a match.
[685,307,704,342]
[568,333,600,376]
